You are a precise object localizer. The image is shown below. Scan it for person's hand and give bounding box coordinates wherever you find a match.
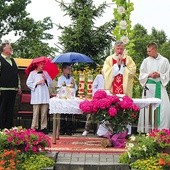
[71,78,75,88]
[148,72,160,78]
[42,73,46,80]
[117,54,123,66]
[152,72,160,78]
[37,79,46,85]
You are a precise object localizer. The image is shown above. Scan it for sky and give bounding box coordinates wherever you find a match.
[2,0,170,47]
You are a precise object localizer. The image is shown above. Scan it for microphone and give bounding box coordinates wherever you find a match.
[118,65,121,70]
[144,85,149,91]
[117,54,122,70]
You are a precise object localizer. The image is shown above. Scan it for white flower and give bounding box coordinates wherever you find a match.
[127,151,131,158]
[129,135,136,141]
[126,143,134,150]
[117,6,126,15]
[142,145,147,152]
[119,20,127,30]
[12,127,18,130]
[120,36,129,44]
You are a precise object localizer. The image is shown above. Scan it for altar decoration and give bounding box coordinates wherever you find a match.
[58,81,76,99]
[59,84,67,99]
[79,90,139,133]
[87,74,93,98]
[79,90,139,147]
[78,73,85,98]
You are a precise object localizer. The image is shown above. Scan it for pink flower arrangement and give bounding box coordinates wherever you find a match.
[79,90,139,132]
[2,127,51,153]
[149,129,170,148]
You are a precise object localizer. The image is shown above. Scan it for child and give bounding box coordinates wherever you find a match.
[26,61,52,134]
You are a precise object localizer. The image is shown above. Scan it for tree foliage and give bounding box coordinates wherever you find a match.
[0,0,58,58]
[131,24,168,70]
[56,0,116,64]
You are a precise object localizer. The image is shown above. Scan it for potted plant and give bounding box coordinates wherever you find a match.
[79,90,139,147]
[1,127,51,153]
[79,90,139,133]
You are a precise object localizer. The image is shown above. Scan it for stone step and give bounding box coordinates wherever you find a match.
[55,164,129,170]
[54,152,129,170]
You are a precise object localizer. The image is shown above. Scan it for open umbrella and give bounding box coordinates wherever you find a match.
[52,52,94,63]
[25,56,60,80]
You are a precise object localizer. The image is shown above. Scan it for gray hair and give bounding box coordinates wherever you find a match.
[114,41,124,48]
[0,42,10,53]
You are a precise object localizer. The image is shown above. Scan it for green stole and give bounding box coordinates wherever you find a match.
[146,79,161,126]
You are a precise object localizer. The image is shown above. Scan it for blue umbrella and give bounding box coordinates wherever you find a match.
[52,52,94,63]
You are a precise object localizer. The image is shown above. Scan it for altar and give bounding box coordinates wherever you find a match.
[49,97,161,144]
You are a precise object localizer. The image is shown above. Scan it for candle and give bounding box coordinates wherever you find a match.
[87,74,93,98]
[78,73,85,98]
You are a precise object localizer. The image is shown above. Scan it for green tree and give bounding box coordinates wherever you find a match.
[56,0,116,64]
[160,40,170,60]
[0,0,57,58]
[131,24,168,70]
[150,28,167,45]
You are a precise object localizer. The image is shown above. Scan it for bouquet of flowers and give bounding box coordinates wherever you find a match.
[79,90,139,133]
[149,129,170,149]
[0,127,51,153]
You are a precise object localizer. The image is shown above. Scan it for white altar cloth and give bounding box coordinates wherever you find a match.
[49,97,161,114]
[49,97,83,114]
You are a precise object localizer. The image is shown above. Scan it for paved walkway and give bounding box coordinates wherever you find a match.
[55,152,129,170]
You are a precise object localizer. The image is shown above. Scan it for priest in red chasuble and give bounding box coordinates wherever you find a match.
[102,41,136,97]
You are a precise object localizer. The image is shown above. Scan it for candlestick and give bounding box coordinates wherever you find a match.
[78,73,85,98]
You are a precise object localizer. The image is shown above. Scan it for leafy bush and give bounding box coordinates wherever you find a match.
[20,154,55,170]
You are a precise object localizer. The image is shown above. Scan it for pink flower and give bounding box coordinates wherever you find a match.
[79,91,139,132]
[93,90,107,99]
[3,127,51,153]
[108,107,117,117]
[79,100,93,113]
[149,129,170,147]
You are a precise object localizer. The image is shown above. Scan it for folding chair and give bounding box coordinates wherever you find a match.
[17,93,33,126]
